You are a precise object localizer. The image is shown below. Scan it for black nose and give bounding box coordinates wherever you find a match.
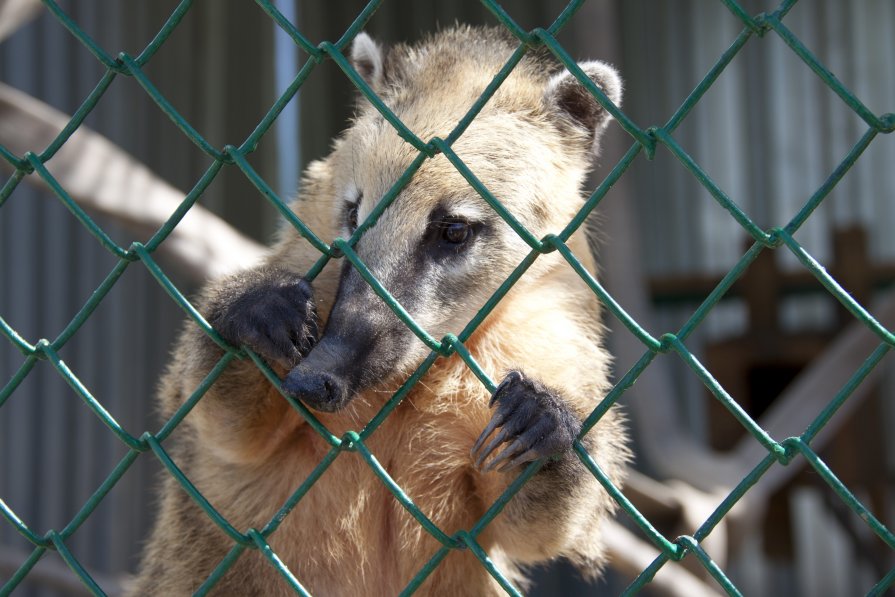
[283,366,350,412]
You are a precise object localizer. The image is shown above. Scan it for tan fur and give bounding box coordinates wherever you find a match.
[132,26,628,595]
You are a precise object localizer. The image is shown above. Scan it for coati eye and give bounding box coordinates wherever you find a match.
[424,209,482,259]
[438,218,472,245]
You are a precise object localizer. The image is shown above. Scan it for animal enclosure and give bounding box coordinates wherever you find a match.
[1,0,894,595]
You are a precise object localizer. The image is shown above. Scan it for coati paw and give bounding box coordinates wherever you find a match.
[207,269,318,370]
[471,370,581,473]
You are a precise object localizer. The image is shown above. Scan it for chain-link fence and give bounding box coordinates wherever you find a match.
[1,0,894,595]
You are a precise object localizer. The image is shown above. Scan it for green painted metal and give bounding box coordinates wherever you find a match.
[0,0,893,595]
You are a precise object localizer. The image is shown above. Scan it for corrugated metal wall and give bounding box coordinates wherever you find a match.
[0,2,277,594]
[622,0,895,279]
[617,2,895,594]
[620,0,895,447]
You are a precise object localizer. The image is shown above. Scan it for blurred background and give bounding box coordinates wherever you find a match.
[1,1,894,595]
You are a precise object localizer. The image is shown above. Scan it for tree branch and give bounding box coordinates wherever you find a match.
[0,82,265,282]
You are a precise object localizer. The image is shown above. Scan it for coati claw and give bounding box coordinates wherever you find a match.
[472,370,581,473]
[206,268,319,370]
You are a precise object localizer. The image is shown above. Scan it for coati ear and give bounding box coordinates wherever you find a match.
[545,60,623,153]
[350,32,385,90]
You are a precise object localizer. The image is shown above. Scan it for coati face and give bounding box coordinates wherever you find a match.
[284,28,621,412]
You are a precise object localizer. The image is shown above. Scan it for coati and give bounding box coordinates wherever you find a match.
[132,25,629,596]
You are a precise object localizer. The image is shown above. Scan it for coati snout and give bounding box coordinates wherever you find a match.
[283,264,410,412]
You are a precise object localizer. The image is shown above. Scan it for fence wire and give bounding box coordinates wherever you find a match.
[1,0,894,595]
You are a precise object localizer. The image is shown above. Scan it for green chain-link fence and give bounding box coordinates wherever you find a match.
[1,0,894,594]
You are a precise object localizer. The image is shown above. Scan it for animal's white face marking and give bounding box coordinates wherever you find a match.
[341,184,361,234]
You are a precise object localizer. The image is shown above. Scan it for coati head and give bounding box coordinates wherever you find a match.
[284,26,621,412]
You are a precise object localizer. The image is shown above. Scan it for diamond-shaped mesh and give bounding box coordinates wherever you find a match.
[1,0,894,595]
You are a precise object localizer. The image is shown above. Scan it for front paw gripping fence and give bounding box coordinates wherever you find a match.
[2,0,894,595]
